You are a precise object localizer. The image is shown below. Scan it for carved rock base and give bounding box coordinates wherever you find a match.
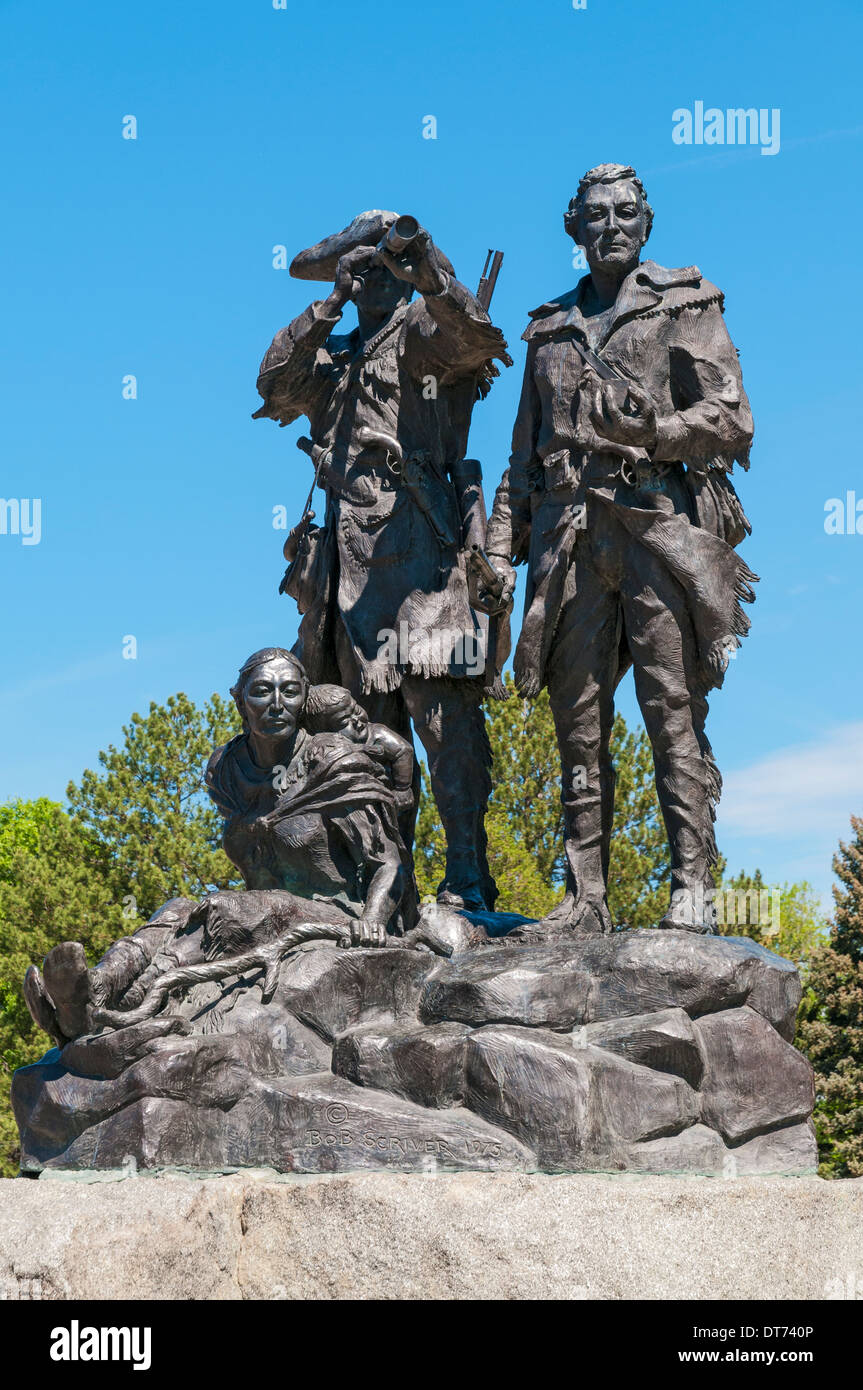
[13,926,817,1176]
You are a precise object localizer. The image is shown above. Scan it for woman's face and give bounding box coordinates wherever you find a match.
[241,658,306,741]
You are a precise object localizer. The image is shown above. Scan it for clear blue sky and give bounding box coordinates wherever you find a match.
[1,0,861,903]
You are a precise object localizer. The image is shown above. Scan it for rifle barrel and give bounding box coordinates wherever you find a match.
[477,249,504,312]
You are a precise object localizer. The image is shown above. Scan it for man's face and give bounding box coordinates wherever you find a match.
[353,259,408,318]
[242,658,306,740]
[575,179,647,277]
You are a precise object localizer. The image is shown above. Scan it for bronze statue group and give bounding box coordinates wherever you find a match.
[25,162,758,1047]
[252,160,755,935]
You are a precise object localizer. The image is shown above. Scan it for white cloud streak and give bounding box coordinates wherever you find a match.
[719,722,863,838]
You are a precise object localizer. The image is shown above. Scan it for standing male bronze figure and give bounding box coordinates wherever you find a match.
[486,164,756,933]
[253,212,510,911]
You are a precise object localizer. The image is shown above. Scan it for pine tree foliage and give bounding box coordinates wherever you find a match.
[798,816,863,1177]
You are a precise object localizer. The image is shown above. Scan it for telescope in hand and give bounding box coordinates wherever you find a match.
[379,214,420,255]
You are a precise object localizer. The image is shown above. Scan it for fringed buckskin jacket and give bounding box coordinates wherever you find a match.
[255,273,510,694]
[485,260,756,697]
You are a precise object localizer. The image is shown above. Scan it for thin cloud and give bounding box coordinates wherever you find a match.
[643,123,863,179]
[719,722,863,837]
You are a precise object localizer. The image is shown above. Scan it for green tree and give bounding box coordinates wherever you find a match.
[484,807,563,918]
[0,692,243,1176]
[67,692,241,922]
[414,760,558,917]
[413,762,447,901]
[414,674,671,922]
[798,816,863,1178]
[0,801,125,1176]
[716,868,829,972]
[0,797,59,879]
[484,676,565,886]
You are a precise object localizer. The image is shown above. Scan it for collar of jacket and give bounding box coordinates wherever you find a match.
[356,302,410,360]
[522,260,706,343]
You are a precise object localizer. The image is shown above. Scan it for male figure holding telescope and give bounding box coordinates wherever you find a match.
[485,163,755,934]
[254,211,510,911]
